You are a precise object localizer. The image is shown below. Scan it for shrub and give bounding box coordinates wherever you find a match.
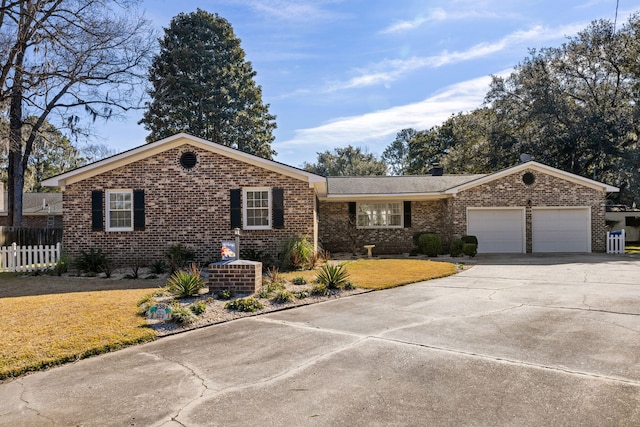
[292,276,307,285]
[53,254,71,276]
[293,290,309,299]
[272,289,294,303]
[265,266,282,284]
[462,243,478,257]
[216,288,236,300]
[418,233,441,257]
[165,244,195,273]
[343,281,356,290]
[137,295,157,316]
[171,306,196,325]
[412,231,435,247]
[461,235,479,246]
[149,259,168,274]
[75,248,111,274]
[225,297,264,312]
[256,281,285,299]
[449,240,464,257]
[311,283,329,296]
[189,301,207,315]
[166,264,205,298]
[281,236,314,270]
[315,263,351,289]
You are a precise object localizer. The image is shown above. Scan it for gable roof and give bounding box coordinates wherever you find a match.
[325,174,486,201]
[41,133,326,191]
[445,161,619,194]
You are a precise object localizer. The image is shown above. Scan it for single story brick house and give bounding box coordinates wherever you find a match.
[42,133,619,265]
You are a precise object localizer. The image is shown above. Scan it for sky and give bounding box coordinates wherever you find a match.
[93,0,636,168]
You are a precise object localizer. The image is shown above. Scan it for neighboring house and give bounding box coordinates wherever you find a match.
[0,183,63,228]
[42,133,619,265]
[605,205,640,241]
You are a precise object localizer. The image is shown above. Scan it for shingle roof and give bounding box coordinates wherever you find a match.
[327,174,486,196]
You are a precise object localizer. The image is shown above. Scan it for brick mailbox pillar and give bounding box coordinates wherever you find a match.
[208,260,262,294]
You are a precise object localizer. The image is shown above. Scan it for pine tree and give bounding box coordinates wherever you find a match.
[140,9,277,159]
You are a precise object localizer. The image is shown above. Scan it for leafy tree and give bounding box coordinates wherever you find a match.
[404,125,455,175]
[0,0,154,225]
[381,128,415,175]
[140,9,276,159]
[303,146,386,176]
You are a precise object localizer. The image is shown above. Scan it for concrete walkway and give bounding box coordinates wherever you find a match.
[1,253,639,426]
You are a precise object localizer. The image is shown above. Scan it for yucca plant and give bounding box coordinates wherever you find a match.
[166,264,205,298]
[315,263,350,290]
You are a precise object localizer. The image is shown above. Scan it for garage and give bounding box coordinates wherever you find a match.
[532,208,590,253]
[467,208,525,253]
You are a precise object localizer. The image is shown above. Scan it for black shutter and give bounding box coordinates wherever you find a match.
[404,201,412,228]
[348,202,356,223]
[91,190,103,231]
[230,189,242,229]
[133,190,145,231]
[272,188,284,229]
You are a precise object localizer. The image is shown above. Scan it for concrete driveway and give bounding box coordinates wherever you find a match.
[1,254,639,426]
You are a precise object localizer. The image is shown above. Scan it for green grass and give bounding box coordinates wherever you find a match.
[0,276,162,380]
[282,259,457,290]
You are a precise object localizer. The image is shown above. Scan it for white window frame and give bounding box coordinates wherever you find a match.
[243,187,272,230]
[105,189,134,232]
[356,201,403,229]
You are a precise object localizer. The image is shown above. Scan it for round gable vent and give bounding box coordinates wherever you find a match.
[180,151,197,169]
[522,172,535,185]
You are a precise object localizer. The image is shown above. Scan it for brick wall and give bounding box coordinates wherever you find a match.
[318,200,448,254]
[208,261,262,294]
[63,144,317,266]
[450,168,607,252]
[0,215,62,228]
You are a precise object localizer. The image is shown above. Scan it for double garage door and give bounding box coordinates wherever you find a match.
[467,208,591,253]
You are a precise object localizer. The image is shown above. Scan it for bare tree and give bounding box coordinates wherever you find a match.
[0,0,155,225]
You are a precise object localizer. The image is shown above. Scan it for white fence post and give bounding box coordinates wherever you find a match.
[607,229,626,254]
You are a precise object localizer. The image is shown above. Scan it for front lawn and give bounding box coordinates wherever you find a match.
[282,258,457,289]
[0,276,163,380]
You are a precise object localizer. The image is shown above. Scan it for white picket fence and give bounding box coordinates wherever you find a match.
[0,242,61,272]
[606,229,626,254]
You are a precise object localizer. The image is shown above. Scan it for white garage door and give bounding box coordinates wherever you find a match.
[532,208,590,253]
[467,209,525,253]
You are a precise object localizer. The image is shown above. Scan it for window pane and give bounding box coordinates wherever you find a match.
[356,202,401,228]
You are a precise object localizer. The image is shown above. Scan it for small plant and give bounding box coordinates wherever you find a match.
[343,281,356,290]
[265,266,282,284]
[462,243,478,257]
[123,258,145,279]
[293,290,309,299]
[216,288,236,300]
[75,248,111,274]
[271,289,294,303]
[137,294,157,316]
[256,281,285,299]
[166,264,205,298]
[418,233,441,257]
[280,236,314,270]
[53,254,71,276]
[315,263,350,290]
[311,283,329,296]
[149,259,168,274]
[225,297,264,312]
[165,244,196,273]
[190,301,207,315]
[171,305,196,325]
[292,276,307,286]
[449,239,464,257]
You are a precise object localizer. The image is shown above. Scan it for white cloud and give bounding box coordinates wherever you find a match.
[243,0,344,23]
[327,22,585,92]
[276,73,507,164]
[380,7,508,34]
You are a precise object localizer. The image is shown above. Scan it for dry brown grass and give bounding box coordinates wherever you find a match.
[282,258,457,290]
[0,275,164,380]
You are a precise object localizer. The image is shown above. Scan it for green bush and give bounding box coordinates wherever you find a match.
[343,281,356,290]
[166,264,205,298]
[311,283,329,296]
[462,243,478,257]
[271,289,294,303]
[281,236,314,270]
[75,248,111,274]
[418,233,441,257]
[189,301,207,315]
[292,276,307,285]
[315,263,350,290]
[53,254,71,276]
[449,240,464,257]
[412,231,435,247]
[149,259,168,274]
[461,235,478,246]
[165,244,196,273]
[293,290,309,299]
[171,306,196,325]
[225,297,264,312]
[216,288,235,300]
